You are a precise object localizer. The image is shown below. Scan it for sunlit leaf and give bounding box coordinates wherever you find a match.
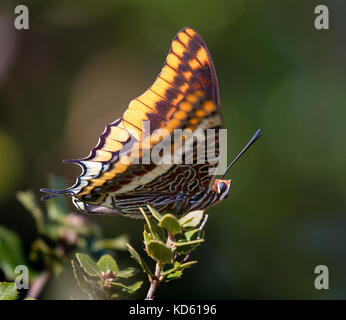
[146,240,173,264]
[144,224,166,243]
[96,254,118,273]
[127,244,153,280]
[0,282,17,300]
[162,261,198,276]
[76,253,101,277]
[165,269,183,281]
[173,239,204,255]
[116,267,137,278]
[184,229,198,240]
[71,259,98,298]
[179,210,204,228]
[147,205,162,221]
[139,207,153,234]
[159,214,181,234]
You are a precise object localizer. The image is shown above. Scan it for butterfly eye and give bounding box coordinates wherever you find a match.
[217,181,228,195]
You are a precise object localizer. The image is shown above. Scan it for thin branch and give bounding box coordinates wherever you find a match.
[198,214,209,239]
[145,235,174,300]
[145,262,162,300]
[26,271,50,299]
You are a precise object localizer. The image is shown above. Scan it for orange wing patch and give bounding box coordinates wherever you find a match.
[41,27,220,202]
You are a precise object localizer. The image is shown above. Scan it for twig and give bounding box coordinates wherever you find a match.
[198,214,209,239]
[26,271,50,299]
[145,262,162,300]
[145,235,174,300]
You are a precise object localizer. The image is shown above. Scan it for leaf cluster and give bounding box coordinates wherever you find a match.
[129,206,206,283]
[72,253,142,299]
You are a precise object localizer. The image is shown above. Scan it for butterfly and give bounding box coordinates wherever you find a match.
[41,27,260,218]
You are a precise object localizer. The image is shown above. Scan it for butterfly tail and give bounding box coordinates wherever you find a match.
[40,187,74,201]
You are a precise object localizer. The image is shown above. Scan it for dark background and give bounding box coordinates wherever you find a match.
[1,0,345,299]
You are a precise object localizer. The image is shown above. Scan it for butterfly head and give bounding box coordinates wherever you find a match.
[212,179,232,202]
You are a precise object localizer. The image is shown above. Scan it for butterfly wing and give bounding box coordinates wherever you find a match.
[41,27,222,214]
[83,91,223,216]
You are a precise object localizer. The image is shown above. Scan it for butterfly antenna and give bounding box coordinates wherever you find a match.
[221,129,262,179]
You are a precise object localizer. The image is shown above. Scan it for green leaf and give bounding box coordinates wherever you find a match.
[127,244,154,280]
[162,261,198,276]
[139,207,154,234]
[184,229,198,241]
[141,208,166,241]
[108,280,143,294]
[91,234,129,252]
[147,205,162,221]
[96,255,118,273]
[163,261,198,281]
[174,239,204,247]
[173,239,204,255]
[76,253,101,277]
[165,269,183,281]
[126,281,143,294]
[72,259,110,300]
[0,226,27,280]
[147,240,173,264]
[71,259,94,295]
[144,224,166,243]
[159,214,181,234]
[0,282,17,300]
[16,190,45,233]
[116,267,137,278]
[143,228,152,244]
[179,210,204,228]
[108,281,130,290]
[178,260,198,269]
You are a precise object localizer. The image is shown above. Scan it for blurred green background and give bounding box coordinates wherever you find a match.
[1,0,346,299]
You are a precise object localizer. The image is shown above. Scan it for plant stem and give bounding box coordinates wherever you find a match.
[145,262,162,300]
[26,271,50,299]
[145,235,174,300]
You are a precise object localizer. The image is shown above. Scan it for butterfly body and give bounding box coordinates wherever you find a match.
[42,27,232,217]
[72,178,231,218]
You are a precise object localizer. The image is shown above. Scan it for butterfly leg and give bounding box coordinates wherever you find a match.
[198,213,209,238]
[176,202,185,216]
[174,193,187,216]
